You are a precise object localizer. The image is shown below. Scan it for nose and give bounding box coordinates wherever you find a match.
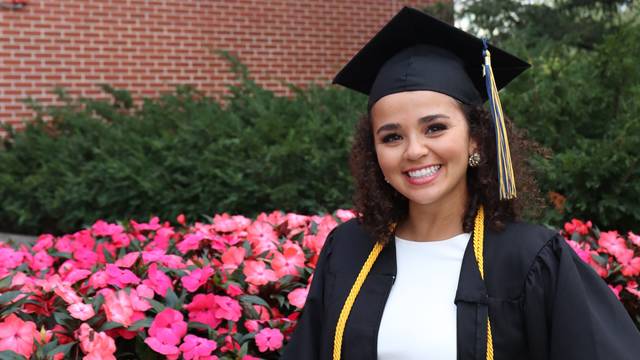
[404,135,428,161]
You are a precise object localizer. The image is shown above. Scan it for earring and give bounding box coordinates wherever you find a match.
[468,152,481,167]
[384,178,390,183]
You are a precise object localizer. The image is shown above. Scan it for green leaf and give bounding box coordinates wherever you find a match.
[92,294,105,313]
[102,247,115,263]
[0,350,27,360]
[164,287,179,308]
[128,317,153,331]
[188,321,215,332]
[47,341,76,358]
[0,274,15,288]
[99,321,123,331]
[134,335,158,360]
[53,310,73,325]
[0,291,22,304]
[239,294,271,309]
[147,298,166,313]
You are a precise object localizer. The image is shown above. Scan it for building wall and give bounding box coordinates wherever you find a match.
[0,0,441,130]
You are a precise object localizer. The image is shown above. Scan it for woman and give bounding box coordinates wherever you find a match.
[282,7,640,360]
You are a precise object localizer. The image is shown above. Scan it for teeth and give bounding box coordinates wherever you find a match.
[408,165,441,178]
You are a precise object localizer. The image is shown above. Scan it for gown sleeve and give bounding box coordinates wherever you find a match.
[523,234,640,360]
[280,229,335,359]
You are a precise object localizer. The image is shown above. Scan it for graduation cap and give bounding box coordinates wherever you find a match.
[333,7,531,200]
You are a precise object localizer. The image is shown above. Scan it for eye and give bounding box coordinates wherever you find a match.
[426,123,447,134]
[381,133,402,143]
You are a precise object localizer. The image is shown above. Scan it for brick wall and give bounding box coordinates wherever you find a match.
[0,0,442,131]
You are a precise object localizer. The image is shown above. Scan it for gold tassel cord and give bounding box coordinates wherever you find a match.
[484,48,517,200]
[473,206,494,360]
[333,240,385,360]
[333,209,493,359]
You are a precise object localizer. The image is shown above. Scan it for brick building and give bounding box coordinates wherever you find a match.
[0,0,444,131]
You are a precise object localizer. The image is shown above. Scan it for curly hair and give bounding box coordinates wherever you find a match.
[348,103,543,244]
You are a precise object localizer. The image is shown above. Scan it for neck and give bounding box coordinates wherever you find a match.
[396,191,468,242]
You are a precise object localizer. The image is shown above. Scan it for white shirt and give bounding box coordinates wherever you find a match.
[377,233,471,360]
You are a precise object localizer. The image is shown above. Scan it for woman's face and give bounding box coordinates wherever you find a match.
[371,90,476,211]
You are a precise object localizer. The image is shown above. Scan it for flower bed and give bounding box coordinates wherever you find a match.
[0,213,637,359]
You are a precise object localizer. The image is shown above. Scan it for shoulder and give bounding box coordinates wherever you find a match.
[486,221,558,259]
[485,221,560,298]
[324,218,377,274]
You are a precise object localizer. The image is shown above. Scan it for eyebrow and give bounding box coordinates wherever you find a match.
[375,114,450,135]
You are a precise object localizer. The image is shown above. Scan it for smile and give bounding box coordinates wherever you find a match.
[405,165,441,179]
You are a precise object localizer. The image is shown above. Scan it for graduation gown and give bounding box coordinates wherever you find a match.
[281,218,640,359]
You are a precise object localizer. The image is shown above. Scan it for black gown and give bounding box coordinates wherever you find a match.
[281,218,640,359]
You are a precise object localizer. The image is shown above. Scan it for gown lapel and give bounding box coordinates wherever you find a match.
[454,230,490,360]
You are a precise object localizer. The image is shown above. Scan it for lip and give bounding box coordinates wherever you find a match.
[403,165,442,185]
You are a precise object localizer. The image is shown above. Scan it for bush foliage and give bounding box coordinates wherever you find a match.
[0,59,365,235]
[461,0,640,231]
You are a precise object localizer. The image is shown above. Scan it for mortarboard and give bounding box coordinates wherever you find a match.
[333,6,531,201]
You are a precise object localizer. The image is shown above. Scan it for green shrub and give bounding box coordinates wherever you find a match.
[0,59,366,234]
[462,0,640,232]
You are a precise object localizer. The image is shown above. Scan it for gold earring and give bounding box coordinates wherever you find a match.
[468,152,481,167]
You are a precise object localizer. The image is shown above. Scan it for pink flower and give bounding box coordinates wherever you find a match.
[92,220,124,237]
[73,248,98,268]
[244,319,260,333]
[185,294,221,329]
[566,240,591,264]
[254,327,284,352]
[629,232,640,247]
[179,334,217,360]
[598,231,627,256]
[177,233,205,254]
[145,308,187,357]
[77,323,116,360]
[68,302,96,321]
[103,290,134,327]
[32,234,55,252]
[247,221,278,254]
[111,232,131,248]
[30,250,54,272]
[130,285,153,312]
[287,287,308,308]
[53,283,83,305]
[88,271,109,289]
[621,256,640,277]
[114,252,140,268]
[563,219,592,236]
[0,314,38,358]
[63,269,92,284]
[0,248,24,270]
[181,266,214,293]
[243,260,277,286]
[335,209,357,222]
[177,214,186,225]
[225,282,244,297]
[143,263,173,297]
[213,213,240,233]
[303,233,326,255]
[131,216,162,232]
[271,243,305,278]
[221,246,246,272]
[214,296,242,322]
[105,264,141,288]
[609,284,623,299]
[626,281,640,298]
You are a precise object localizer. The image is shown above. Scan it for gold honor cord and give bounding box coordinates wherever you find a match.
[472,206,494,360]
[332,207,493,360]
